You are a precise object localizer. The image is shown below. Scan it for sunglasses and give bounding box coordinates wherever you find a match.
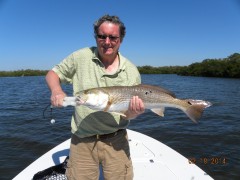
[96,34,120,41]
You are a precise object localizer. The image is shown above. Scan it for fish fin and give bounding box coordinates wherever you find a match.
[151,108,165,117]
[185,100,212,123]
[103,100,112,112]
[103,96,127,117]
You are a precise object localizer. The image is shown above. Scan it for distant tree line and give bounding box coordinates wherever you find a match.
[138,53,240,78]
[0,53,239,78]
[177,53,240,78]
[0,69,48,77]
[137,65,183,74]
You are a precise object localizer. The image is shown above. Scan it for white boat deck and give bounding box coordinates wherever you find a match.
[13,129,213,180]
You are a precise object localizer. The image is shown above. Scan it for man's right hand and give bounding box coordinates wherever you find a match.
[51,89,66,107]
[46,70,66,107]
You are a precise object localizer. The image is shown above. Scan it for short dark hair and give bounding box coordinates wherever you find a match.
[94,15,126,42]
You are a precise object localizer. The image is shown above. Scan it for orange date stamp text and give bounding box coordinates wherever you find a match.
[188,157,227,165]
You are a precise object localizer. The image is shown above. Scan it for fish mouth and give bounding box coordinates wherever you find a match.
[75,96,86,105]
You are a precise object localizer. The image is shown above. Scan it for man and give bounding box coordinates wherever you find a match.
[46,15,144,180]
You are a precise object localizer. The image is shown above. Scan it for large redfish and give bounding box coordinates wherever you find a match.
[63,84,212,123]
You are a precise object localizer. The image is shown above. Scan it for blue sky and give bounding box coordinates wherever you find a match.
[0,0,240,70]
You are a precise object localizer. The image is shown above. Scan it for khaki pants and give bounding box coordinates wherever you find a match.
[66,130,133,180]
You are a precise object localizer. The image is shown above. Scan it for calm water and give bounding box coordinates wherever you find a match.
[0,74,239,180]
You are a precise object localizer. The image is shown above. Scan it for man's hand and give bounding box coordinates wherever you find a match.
[123,96,145,120]
[46,70,66,107]
[51,89,66,107]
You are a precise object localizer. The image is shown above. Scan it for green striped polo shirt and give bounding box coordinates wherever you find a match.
[53,47,141,138]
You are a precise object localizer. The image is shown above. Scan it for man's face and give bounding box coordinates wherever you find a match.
[96,22,121,59]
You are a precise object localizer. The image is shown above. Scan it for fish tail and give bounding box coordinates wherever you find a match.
[184,100,212,123]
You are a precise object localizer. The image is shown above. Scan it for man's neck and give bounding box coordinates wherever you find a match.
[101,54,119,74]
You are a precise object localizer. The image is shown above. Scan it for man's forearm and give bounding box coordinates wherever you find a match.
[46,70,66,106]
[46,70,62,93]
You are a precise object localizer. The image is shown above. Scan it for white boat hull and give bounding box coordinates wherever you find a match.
[13,129,213,180]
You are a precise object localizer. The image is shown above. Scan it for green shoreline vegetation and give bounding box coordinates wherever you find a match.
[138,53,240,78]
[0,53,239,78]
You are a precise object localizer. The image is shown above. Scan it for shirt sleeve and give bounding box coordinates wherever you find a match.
[52,53,76,84]
[125,60,141,85]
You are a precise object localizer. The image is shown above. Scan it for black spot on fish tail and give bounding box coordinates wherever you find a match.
[187,101,192,105]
